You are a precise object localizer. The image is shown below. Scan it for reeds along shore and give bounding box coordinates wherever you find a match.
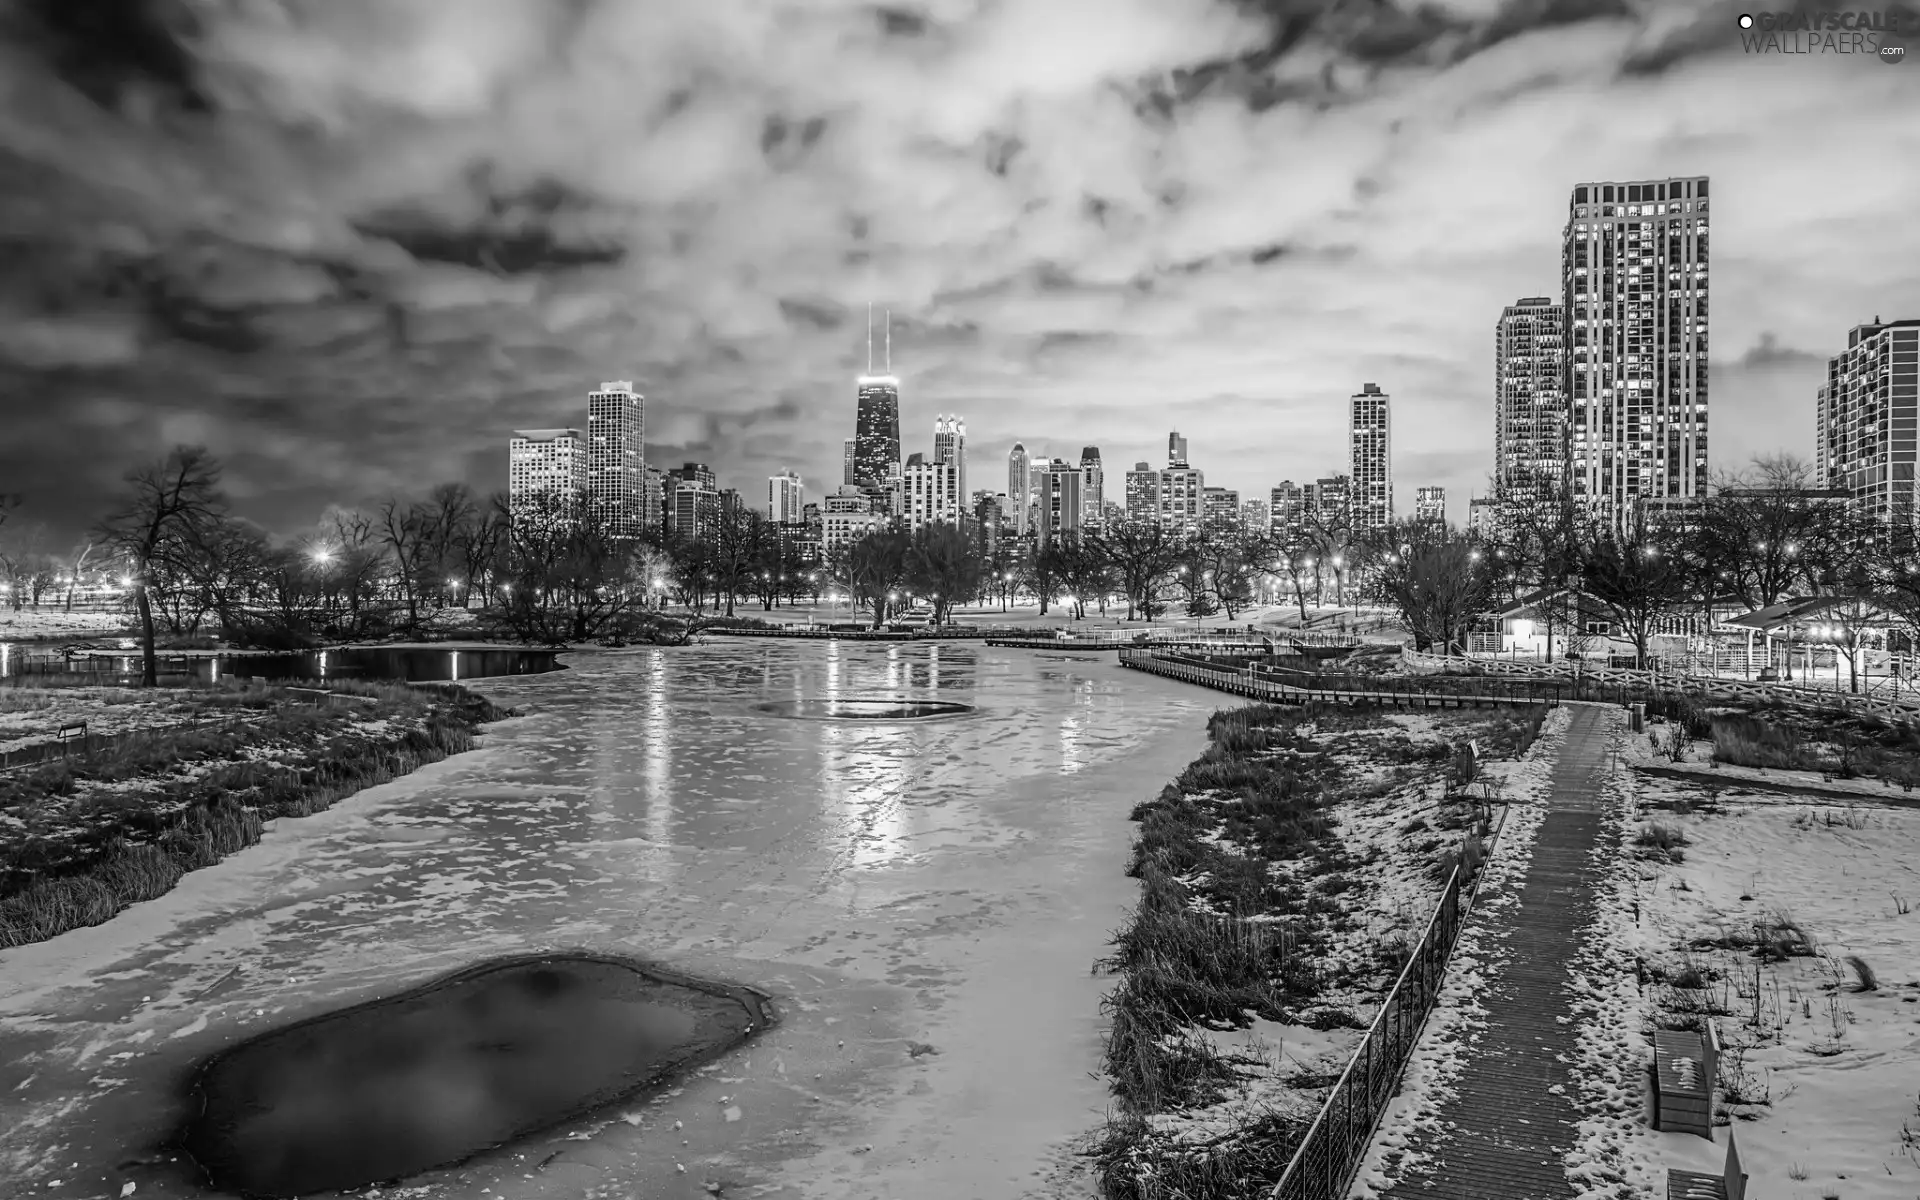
[1091,700,1542,1200]
[0,682,511,950]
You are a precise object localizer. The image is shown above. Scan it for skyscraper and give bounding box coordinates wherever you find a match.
[1078,447,1104,528]
[1415,486,1446,524]
[1269,481,1306,543]
[1202,487,1240,532]
[851,306,902,492]
[842,439,857,487]
[1168,431,1189,469]
[1495,297,1569,507]
[667,463,718,540]
[1816,316,1920,525]
[768,469,804,524]
[587,381,645,536]
[934,415,967,503]
[1038,459,1083,549]
[1350,383,1391,530]
[1008,443,1031,536]
[1563,176,1711,525]
[508,429,588,520]
[1126,462,1160,522]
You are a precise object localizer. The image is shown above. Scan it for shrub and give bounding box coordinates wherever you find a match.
[1636,821,1688,852]
[1844,953,1878,992]
[1712,714,1812,771]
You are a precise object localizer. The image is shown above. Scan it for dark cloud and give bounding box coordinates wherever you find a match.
[760,114,830,169]
[18,0,210,112]
[351,172,626,275]
[778,298,847,331]
[875,7,931,37]
[1737,333,1825,369]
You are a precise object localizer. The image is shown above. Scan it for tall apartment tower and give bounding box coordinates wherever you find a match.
[1495,297,1569,507]
[508,429,588,520]
[1168,431,1190,469]
[1125,462,1160,522]
[1160,459,1205,534]
[1349,383,1392,530]
[1038,459,1084,549]
[934,415,967,502]
[842,439,857,487]
[587,381,645,536]
[1008,442,1032,536]
[902,453,962,530]
[1563,176,1711,525]
[768,469,804,524]
[1414,486,1446,524]
[1079,447,1104,528]
[852,307,902,492]
[1816,316,1920,525]
[1269,480,1307,543]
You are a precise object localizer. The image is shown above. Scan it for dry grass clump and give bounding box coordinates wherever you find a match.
[1634,820,1689,863]
[1712,714,1812,771]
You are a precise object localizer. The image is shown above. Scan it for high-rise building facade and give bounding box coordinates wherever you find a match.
[902,455,963,531]
[1308,474,1352,525]
[1414,486,1446,524]
[642,464,665,533]
[1125,462,1159,523]
[1203,487,1240,532]
[1468,496,1500,536]
[1495,297,1569,507]
[1159,465,1205,534]
[1168,431,1189,469]
[586,382,645,537]
[508,429,588,520]
[1241,498,1269,537]
[768,469,804,524]
[1816,316,1920,525]
[1008,443,1032,536]
[852,375,901,492]
[1563,176,1711,525]
[842,439,857,487]
[822,487,884,555]
[1079,447,1104,528]
[1269,481,1306,543]
[1038,459,1083,549]
[934,415,967,503]
[669,463,719,541]
[1350,383,1391,530]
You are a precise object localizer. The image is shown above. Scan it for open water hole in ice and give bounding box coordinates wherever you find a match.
[178,955,763,1196]
[0,641,1216,1200]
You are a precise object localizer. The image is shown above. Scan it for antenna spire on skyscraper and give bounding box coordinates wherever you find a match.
[884,308,891,373]
[866,302,874,374]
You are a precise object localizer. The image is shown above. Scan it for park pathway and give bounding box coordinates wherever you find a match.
[1376,704,1617,1200]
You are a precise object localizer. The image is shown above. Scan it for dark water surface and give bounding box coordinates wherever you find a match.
[177,954,769,1197]
[22,647,561,684]
[754,696,976,720]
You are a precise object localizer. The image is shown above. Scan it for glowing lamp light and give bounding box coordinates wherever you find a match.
[311,549,333,565]
[119,576,132,587]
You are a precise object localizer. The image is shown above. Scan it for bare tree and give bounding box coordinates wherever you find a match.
[905,521,982,624]
[1376,522,1494,654]
[380,497,439,630]
[96,446,228,686]
[1580,516,1692,668]
[1090,516,1182,620]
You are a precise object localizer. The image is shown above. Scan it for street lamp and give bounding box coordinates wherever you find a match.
[311,548,333,566]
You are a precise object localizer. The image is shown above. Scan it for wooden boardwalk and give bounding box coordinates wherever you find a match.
[1377,704,1614,1200]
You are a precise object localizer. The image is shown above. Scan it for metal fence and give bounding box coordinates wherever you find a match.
[1269,866,1467,1199]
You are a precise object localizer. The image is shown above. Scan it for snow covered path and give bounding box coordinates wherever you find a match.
[1372,705,1622,1200]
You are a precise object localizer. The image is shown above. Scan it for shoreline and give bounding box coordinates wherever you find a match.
[0,680,513,949]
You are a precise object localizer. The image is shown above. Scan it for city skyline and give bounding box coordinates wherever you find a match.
[2,1,1918,542]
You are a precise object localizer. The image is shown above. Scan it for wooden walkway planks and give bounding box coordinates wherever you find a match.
[1376,705,1615,1200]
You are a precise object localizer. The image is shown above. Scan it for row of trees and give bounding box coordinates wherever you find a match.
[14,446,1920,688]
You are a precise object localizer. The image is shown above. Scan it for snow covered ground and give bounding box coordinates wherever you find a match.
[1604,770,1920,1199]
[0,609,130,639]
[0,687,207,756]
[0,642,1226,1200]
[1628,721,1920,805]
[1348,705,1577,1197]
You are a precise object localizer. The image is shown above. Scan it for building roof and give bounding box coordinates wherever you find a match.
[1720,596,1849,631]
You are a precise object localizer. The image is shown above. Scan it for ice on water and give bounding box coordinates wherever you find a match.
[0,641,1214,1199]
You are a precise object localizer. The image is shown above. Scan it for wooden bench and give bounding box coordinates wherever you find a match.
[1651,1023,1718,1139]
[1667,1129,1747,1200]
[56,722,88,754]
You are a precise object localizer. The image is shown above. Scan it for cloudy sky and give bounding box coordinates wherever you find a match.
[1,0,1917,540]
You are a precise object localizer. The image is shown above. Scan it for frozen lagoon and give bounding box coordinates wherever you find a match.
[0,641,1215,1199]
